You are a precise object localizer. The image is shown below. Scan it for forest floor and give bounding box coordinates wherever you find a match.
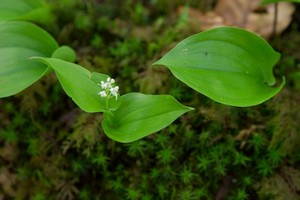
[1,0,300,200]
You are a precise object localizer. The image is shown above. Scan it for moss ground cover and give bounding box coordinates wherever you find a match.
[1,0,300,199]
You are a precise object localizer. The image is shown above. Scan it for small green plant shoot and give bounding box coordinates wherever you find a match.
[0,0,285,142]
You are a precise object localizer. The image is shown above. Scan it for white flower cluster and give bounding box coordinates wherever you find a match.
[98,77,119,100]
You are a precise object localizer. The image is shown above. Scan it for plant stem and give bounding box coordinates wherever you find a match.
[106,97,109,109]
[272,2,278,37]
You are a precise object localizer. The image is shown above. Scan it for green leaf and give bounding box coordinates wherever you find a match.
[0,21,58,97]
[51,45,76,63]
[261,0,300,5]
[0,0,53,24]
[154,27,284,107]
[102,93,193,143]
[31,57,119,113]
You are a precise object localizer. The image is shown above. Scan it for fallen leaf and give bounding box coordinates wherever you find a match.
[214,0,261,27]
[247,2,295,38]
[178,7,224,31]
[235,125,265,149]
[178,0,295,38]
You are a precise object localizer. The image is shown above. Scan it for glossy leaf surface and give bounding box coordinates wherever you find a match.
[154,27,284,107]
[102,93,193,143]
[261,0,300,5]
[32,57,120,113]
[0,21,58,97]
[51,45,76,63]
[0,0,53,24]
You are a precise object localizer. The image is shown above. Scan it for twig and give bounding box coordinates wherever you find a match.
[272,2,278,37]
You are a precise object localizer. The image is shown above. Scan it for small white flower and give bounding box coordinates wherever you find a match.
[98,90,107,97]
[100,81,108,89]
[108,78,115,84]
[110,86,119,99]
[97,77,120,100]
[106,78,115,88]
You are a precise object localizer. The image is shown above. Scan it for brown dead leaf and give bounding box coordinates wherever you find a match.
[179,0,295,38]
[214,0,261,27]
[235,125,265,149]
[178,7,224,31]
[247,2,295,38]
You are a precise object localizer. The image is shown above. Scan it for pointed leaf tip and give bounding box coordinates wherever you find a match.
[102,93,193,143]
[155,26,284,107]
[31,57,110,113]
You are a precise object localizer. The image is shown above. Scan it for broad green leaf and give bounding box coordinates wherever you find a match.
[51,45,76,63]
[91,72,109,84]
[31,57,119,113]
[0,0,53,24]
[102,93,193,143]
[154,27,285,107]
[0,21,58,97]
[261,0,300,5]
